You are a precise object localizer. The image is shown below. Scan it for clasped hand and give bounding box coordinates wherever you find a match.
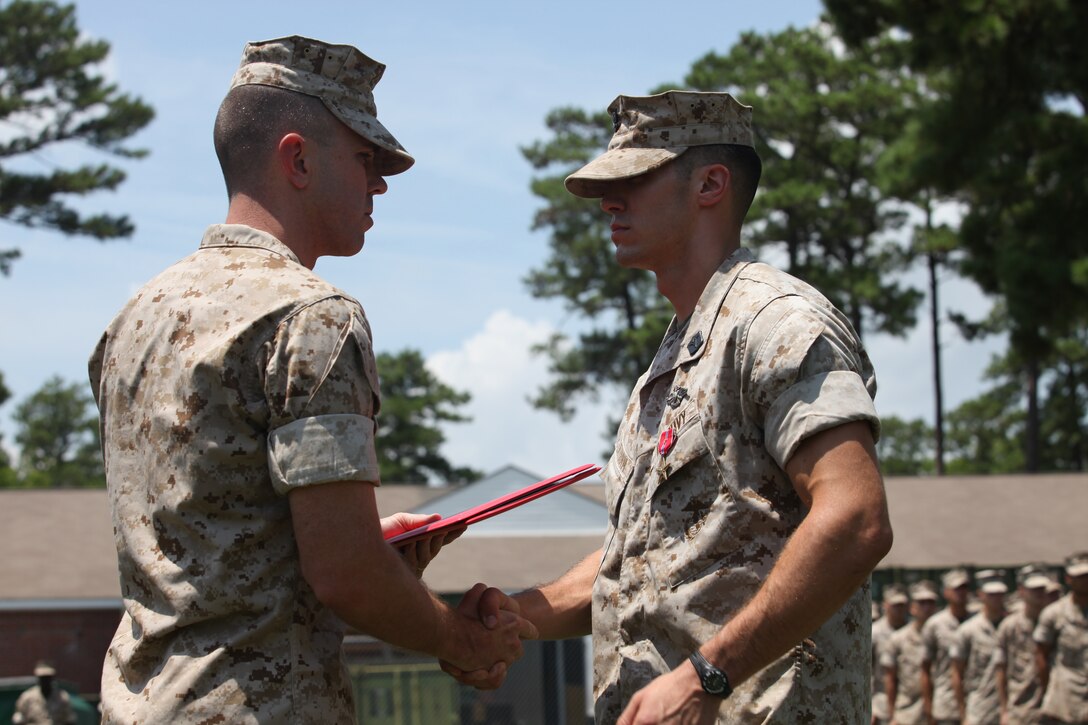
[439,583,537,690]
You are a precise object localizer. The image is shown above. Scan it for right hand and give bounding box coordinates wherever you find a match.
[440,583,537,689]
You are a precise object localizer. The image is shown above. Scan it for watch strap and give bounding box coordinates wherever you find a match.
[688,651,733,698]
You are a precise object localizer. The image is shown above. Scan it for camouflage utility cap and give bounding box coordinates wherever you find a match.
[884,584,909,605]
[911,581,940,601]
[33,662,56,677]
[942,567,971,590]
[1065,550,1088,576]
[230,35,413,175]
[565,90,754,198]
[977,569,1009,594]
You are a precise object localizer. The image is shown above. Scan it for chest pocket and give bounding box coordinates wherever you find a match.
[644,413,743,590]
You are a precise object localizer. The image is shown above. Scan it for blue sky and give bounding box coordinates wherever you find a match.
[0,0,1002,477]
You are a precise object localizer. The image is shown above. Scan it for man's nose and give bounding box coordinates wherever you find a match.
[600,194,624,213]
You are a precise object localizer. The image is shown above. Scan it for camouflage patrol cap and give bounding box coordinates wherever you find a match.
[565,90,754,198]
[33,662,56,677]
[976,569,1009,594]
[941,567,971,590]
[229,35,413,176]
[1065,550,1088,577]
[1018,563,1053,589]
[883,583,909,605]
[909,580,939,601]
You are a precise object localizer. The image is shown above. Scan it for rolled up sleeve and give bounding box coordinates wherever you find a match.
[263,297,382,494]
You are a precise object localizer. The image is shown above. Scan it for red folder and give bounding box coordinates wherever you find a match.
[384,463,602,545]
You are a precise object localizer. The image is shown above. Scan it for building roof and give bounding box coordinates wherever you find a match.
[1,489,119,603]
[2,471,1086,605]
[878,472,1087,569]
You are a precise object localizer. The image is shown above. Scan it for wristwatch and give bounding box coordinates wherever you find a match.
[688,651,732,698]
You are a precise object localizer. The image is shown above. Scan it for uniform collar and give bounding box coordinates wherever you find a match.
[644,247,755,384]
[199,224,302,265]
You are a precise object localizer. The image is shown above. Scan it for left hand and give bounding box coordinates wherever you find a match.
[617,666,719,725]
[381,512,465,577]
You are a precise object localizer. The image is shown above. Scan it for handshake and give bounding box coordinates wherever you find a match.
[385,512,548,690]
[436,582,537,690]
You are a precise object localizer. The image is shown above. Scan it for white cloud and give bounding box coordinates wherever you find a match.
[426,311,616,480]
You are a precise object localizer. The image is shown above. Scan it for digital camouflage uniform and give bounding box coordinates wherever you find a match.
[924,608,968,723]
[951,612,1003,724]
[592,248,880,724]
[994,608,1043,725]
[11,685,75,725]
[1034,594,1088,723]
[884,625,927,725]
[872,615,896,723]
[89,225,382,724]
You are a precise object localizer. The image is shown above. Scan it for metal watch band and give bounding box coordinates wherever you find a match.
[688,651,733,699]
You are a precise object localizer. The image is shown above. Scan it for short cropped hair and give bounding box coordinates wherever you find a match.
[213,84,338,198]
[671,144,762,223]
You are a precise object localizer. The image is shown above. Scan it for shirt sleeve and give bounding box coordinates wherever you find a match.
[992,624,1008,665]
[1033,604,1058,646]
[880,638,897,669]
[263,296,382,494]
[745,301,879,469]
[922,620,938,663]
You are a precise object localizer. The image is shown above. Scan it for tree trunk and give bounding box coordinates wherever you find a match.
[928,248,946,475]
[1025,356,1040,472]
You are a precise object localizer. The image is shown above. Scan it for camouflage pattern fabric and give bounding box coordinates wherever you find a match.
[1034,594,1088,723]
[229,35,413,176]
[89,224,381,724]
[12,685,75,725]
[994,609,1043,725]
[950,612,1002,724]
[592,247,880,723]
[565,90,753,198]
[883,625,927,725]
[872,616,896,722]
[923,608,967,721]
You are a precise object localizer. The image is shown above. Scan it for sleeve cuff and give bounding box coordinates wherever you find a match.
[764,370,880,469]
[268,413,380,495]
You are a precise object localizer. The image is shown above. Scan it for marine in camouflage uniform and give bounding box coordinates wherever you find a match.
[994,569,1051,725]
[924,568,973,725]
[1034,552,1088,725]
[873,584,911,724]
[882,581,939,725]
[463,90,893,723]
[11,664,75,725]
[90,36,531,724]
[950,574,1008,725]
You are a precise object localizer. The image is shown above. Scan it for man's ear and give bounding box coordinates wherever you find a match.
[277,132,311,189]
[696,164,730,208]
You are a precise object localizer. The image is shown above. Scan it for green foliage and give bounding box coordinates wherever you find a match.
[944,384,1026,475]
[826,0,1088,471]
[685,24,924,339]
[375,349,481,485]
[0,0,154,275]
[0,370,11,471]
[521,107,672,421]
[878,416,936,476]
[1039,331,1088,471]
[9,375,104,488]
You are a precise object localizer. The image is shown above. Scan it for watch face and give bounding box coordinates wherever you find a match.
[704,672,726,694]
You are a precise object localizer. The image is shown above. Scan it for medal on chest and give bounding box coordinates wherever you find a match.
[658,427,675,457]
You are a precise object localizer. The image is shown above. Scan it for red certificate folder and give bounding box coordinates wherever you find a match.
[384,463,602,545]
